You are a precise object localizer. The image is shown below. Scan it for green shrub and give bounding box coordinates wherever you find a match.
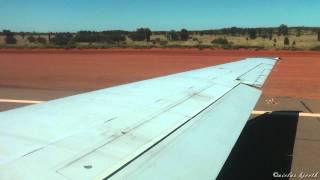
[37,37,47,44]
[192,37,198,41]
[284,37,290,45]
[5,36,17,44]
[195,44,211,50]
[311,45,320,51]
[159,40,168,46]
[211,38,229,45]
[100,31,126,42]
[51,33,73,45]
[27,36,36,43]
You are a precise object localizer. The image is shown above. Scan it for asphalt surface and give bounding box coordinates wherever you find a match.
[0,87,319,179]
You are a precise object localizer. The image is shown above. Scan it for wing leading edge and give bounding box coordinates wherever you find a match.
[0,57,277,180]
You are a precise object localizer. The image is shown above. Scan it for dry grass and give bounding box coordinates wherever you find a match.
[1,33,320,50]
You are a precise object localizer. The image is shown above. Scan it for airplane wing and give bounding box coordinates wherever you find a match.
[0,57,277,180]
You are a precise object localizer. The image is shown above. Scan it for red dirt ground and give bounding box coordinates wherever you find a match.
[0,49,320,99]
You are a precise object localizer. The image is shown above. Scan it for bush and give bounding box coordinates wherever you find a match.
[129,32,144,41]
[296,28,301,37]
[65,39,76,49]
[159,40,168,46]
[211,38,229,45]
[51,33,73,46]
[195,44,211,50]
[310,45,320,51]
[284,37,290,45]
[230,45,264,50]
[27,36,36,43]
[37,37,47,44]
[5,36,17,44]
[74,31,97,43]
[101,31,126,42]
[222,44,232,49]
[151,38,161,45]
[74,31,127,44]
[129,28,151,41]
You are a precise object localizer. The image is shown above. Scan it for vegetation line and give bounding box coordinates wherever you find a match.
[1,25,320,50]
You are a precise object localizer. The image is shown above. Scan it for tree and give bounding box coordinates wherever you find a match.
[48,33,52,41]
[3,30,16,44]
[74,31,98,43]
[51,33,73,45]
[248,29,257,39]
[144,28,152,41]
[296,28,301,37]
[230,27,239,36]
[268,29,273,40]
[21,32,26,39]
[284,37,290,45]
[292,41,296,46]
[318,31,320,41]
[167,30,179,41]
[101,30,126,42]
[129,28,151,41]
[129,32,144,41]
[278,24,288,36]
[2,30,12,36]
[180,29,189,41]
[74,30,126,43]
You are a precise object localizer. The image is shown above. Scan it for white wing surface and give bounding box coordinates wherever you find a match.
[0,58,277,180]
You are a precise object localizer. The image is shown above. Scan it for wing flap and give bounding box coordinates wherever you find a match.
[236,58,276,87]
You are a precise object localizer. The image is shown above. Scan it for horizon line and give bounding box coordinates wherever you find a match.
[2,25,320,33]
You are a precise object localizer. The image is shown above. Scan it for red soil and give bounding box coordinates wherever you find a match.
[0,49,320,99]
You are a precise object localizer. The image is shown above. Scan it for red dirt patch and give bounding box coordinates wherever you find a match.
[0,49,320,99]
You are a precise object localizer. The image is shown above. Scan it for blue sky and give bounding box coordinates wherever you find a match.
[0,0,320,32]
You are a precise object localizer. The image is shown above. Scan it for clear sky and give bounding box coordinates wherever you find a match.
[0,0,320,32]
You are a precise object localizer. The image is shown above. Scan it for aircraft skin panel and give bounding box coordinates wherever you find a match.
[0,58,277,180]
[108,84,261,180]
[56,83,237,180]
[235,58,276,87]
